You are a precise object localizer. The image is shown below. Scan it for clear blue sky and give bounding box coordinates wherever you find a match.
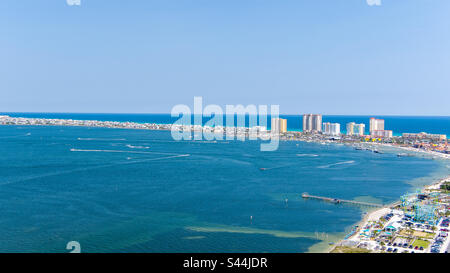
[1,0,449,115]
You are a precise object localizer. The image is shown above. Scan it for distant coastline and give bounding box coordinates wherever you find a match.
[2,112,450,136]
[1,114,448,159]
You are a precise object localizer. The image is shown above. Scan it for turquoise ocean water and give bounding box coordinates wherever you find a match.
[0,114,448,252]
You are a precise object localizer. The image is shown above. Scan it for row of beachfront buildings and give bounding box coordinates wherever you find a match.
[271,114,447,142]
[301,114,394,137]
[271,114,392,137]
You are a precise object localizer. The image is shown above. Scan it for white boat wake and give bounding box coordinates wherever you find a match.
[296,154,319,157]
[0,153,190,186]
[77,138,126,141]
[126,144,150,149]
[70,148,176,155]
[0,133,32,139]
[317,160,356,169]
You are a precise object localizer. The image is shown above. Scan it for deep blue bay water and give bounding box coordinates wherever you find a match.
[0,113,448,252]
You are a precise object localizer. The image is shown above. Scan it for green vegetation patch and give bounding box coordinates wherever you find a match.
[440,182,450,193]
[330,246,371,253]
[412,239,430,249]
[400,229,434,239]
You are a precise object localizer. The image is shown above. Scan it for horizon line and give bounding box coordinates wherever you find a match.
[1,111,449,117]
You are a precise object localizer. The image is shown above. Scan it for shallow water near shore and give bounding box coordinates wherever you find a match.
[0,125,447,252]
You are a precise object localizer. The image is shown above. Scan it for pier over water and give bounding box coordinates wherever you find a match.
[301,193,383,208]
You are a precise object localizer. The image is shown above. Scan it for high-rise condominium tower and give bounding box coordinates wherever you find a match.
[271,118,287,133]
[369,118,384,133]
[323,122,340,136]
[302,114,322,132]
[347,122,365,136]
[370,118,393,138]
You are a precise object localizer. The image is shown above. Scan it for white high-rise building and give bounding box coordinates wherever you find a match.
[370,118,384,133]
[323,122,330,134]
[303,114,312,132]
[312,115,322,132]
[346,122,355,136]
[370,117,393,138]
[302,114,322,133]
[323,122,340,136]
[354,123,365,136]
[346,122,365,136]
[331,123,340,136]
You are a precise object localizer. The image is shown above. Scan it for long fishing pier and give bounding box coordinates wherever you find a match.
[301,193,383,208]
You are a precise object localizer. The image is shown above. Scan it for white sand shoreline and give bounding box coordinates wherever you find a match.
[378,143,450,160]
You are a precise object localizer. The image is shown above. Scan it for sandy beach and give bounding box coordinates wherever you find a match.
[380,143,450,160]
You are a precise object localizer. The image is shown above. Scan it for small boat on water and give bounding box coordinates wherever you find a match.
[260,168,267,171]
